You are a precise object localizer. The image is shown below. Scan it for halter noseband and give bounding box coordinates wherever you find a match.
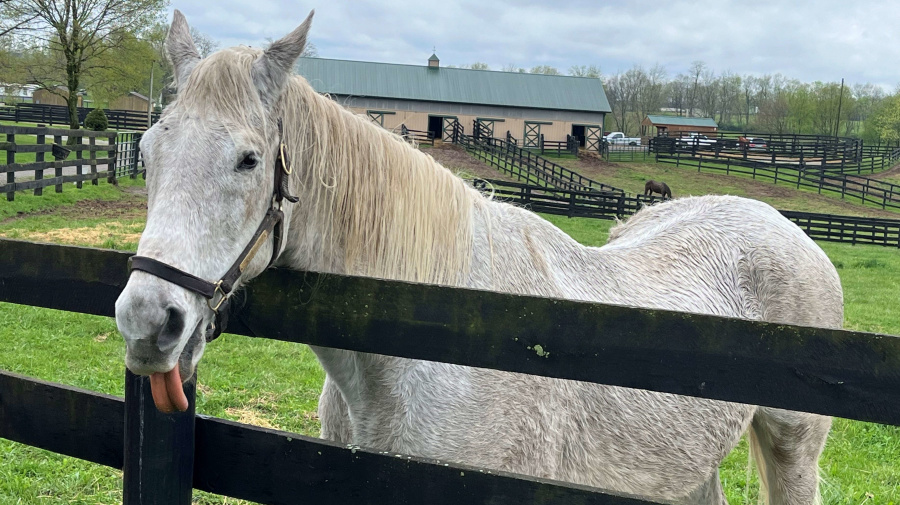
[128,120,299,342]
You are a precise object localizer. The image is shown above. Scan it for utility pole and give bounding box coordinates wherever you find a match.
[147,61,155,129]
[835,78,844,137]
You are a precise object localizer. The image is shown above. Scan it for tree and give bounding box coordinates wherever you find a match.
[569,64,600,78]
[865,94,900,143]
[3,0,167,129]
[529,65,559,75]
[501,63,524,73]
[686,61,705,117]
[189,26,218,58]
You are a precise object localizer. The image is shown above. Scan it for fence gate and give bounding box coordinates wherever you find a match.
[474,119,494,140]
[585,125,602,152]
[442,117,460,141]
[524,122,542,148]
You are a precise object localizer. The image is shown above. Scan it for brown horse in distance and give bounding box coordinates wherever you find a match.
[645,180,672,199]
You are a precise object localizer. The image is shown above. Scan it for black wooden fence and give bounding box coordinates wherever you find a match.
[454,127,624,195]
[0,103,160,131]
[400,124,435,146]
[0,125,146,200]
[472,178,659,219]
[475,178,900,248]
[114,132,144,179]
[649,146,900,211]
[0,125,116,201]
[2,238,900,504]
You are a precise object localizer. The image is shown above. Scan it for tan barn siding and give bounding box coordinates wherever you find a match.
[33,89,81,107]
[110,94,149,112]
[338,97,602,143]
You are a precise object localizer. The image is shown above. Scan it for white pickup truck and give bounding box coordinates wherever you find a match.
[604,132,642,146]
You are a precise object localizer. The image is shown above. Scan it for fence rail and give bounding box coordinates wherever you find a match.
[2,238,900,504]
[0,125,117,200]
[475,178,900,247]
[650,146,900,211]
[400,124,435,146]
[3,102,159,130]
[450,123,624,195]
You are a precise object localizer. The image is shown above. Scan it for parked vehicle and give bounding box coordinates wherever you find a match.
[604,132,642,146]
[748,138,767,150]
[676,133,717,147]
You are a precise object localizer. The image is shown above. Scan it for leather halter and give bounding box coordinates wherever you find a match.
[128,121,299,342]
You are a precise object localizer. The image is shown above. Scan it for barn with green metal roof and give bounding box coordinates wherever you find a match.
[641,115,719,138]
[295,56,611,148]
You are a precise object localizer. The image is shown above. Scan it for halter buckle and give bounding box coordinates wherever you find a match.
[207,280,228,313]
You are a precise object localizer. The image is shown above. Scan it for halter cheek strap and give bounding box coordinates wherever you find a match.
[128,120,298,342]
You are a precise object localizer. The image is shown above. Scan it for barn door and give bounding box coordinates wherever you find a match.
[524,122,541,148]
[585,125,602,152]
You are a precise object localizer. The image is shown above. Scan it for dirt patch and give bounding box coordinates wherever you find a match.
[423,143,517,182]
[9,221,143,247]
[2,195,147,225]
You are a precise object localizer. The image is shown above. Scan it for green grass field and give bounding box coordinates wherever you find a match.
[1,180,899,504]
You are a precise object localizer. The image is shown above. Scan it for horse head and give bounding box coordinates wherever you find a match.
[114,10,313,412]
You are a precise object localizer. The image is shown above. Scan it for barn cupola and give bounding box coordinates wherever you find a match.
[428,52,440,68]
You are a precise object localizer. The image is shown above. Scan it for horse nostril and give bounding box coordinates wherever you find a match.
[157,306,186,352]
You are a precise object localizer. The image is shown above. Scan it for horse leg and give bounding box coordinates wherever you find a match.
[318,374,353,443]
[680,469,727,505]
[749,407,831,505]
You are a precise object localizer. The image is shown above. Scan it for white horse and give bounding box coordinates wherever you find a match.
[115,11,842,505]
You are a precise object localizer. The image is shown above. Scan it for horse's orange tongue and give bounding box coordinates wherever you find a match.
[149,366,188,413]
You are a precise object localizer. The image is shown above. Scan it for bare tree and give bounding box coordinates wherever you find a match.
[3,0,167,129]
[569,64,600,78]
[529,65,560,75]
[686,60,705,117]
[190,27,219,58]
[469,62,489,70]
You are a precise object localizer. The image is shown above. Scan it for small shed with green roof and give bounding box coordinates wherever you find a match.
[641,115,718,138]
[295,56,611,147]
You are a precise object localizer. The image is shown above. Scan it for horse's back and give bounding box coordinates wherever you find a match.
[602,195,842,328]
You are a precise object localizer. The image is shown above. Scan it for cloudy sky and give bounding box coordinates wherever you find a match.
[169,0,900,89]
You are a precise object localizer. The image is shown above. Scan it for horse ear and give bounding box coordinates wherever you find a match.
[253,10,314,106]
[167,10,201,89]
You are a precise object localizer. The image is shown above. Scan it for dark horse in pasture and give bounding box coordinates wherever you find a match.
[645,180,672,199]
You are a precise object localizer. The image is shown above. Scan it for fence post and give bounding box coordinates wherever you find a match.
[34,129,46,196]
[54,135,63,193]
[107,133,118,184]
[123,369,196,505]
[89,136,98,186]
[72,133,84,189]
[5,132,14,201]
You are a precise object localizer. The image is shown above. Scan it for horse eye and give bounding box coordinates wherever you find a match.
[237,152,258,171]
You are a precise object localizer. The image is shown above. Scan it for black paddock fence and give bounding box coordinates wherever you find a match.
[453,126,625,195]
[0,125,144,200]
[3,238,900,504]
[0,102,160,131]
[472,178,661,219]
[649,147,900,211]
[474,178,900,248]
[650,133,900,176]
[0,125,116,201]
[400,124,435,146]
